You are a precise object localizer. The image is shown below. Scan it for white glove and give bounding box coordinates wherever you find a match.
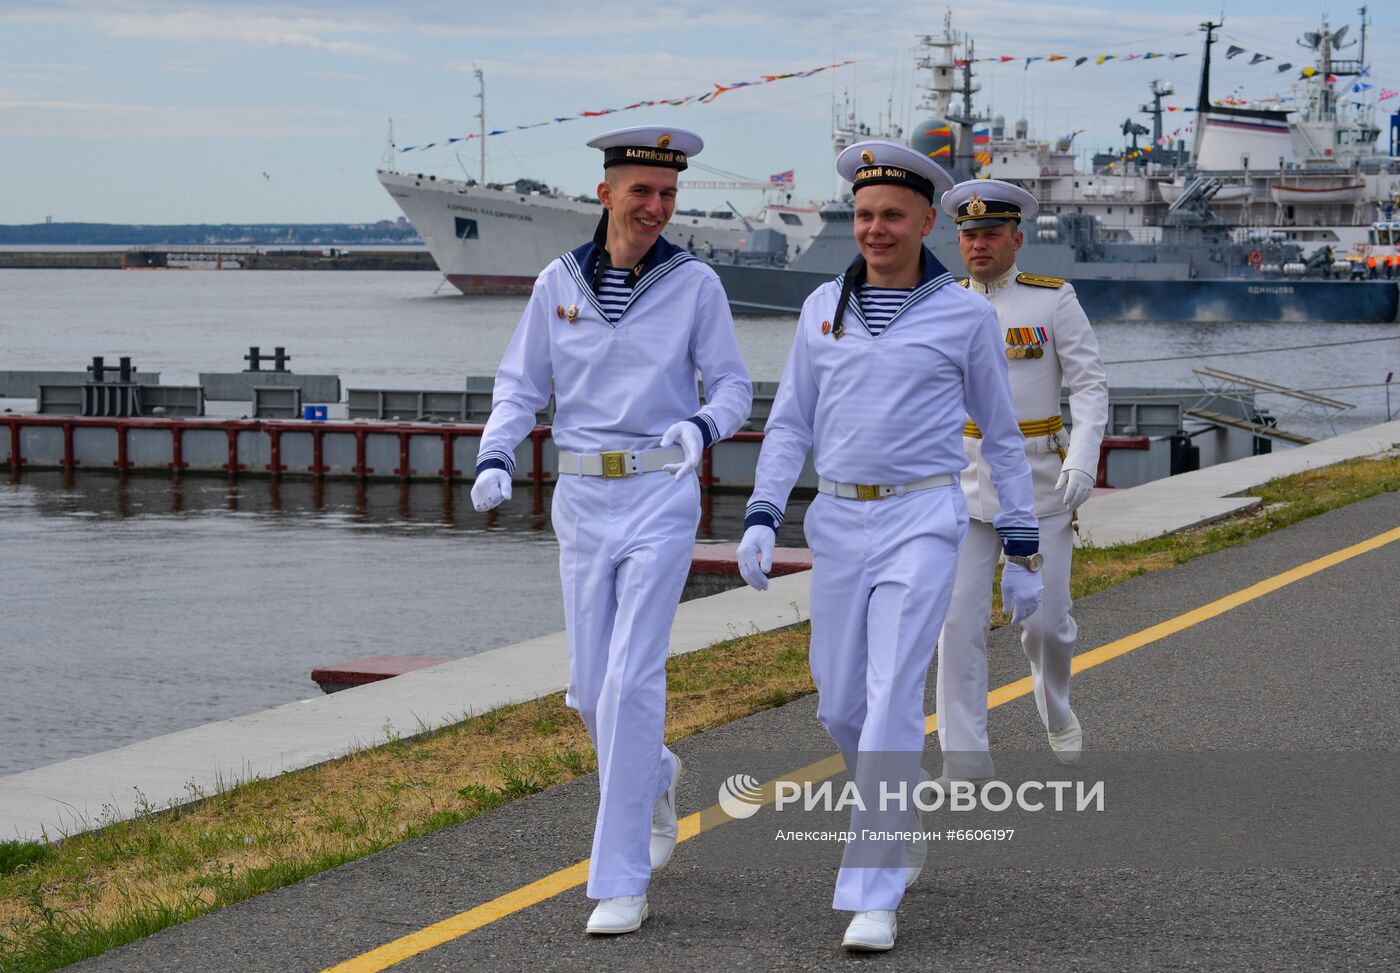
[1000,561,1044,625]
[471,468,512,512]
[1056,467,1094,510]
[736,525,776,591]
[660,420,704,480]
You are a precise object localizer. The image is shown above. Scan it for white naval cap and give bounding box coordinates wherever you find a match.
[836,139,954,202]
[941,178,1039,229]
[586,125,702,171]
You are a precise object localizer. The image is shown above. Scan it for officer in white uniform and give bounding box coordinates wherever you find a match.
[471,126,752,936]
[935,179,1108,776]
[736,143,1043,953]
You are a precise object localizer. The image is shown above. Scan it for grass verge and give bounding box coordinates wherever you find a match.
[2,454,1397,972]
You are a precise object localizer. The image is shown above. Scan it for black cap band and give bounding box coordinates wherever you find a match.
[602,146,688,171]
[852,164,934,202]
[955,201,1023,225]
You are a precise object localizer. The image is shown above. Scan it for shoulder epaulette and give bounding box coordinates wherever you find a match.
[957,278,970,288]
[1016,272,1065,289]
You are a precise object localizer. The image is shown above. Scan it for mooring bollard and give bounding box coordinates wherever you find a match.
[244,346,292,372]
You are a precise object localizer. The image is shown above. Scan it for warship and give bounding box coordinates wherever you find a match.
[376,69,819,296]
[377,12,1399,320]
[711,11,1400,322]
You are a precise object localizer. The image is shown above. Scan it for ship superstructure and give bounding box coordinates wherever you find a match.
[973,11,1400,251]
[379,11,1398,302]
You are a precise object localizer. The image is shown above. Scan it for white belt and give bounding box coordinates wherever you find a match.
[817,473,955,501]
[557,447,684,478]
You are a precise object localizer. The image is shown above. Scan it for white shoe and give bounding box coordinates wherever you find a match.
[843,909,897,951]
[586,895,649,935]
[1047,711,1082,765]
[650,755,682,872]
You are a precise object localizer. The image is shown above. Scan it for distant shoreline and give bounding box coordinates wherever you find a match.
[0,221,422,248]
[0,246,435,271]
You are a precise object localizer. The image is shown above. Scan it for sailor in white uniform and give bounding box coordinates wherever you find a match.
[470,125,752,936]
[935,179,1108,776]
[735,143,1042,953]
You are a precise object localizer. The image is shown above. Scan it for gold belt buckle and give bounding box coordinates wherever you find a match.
[600,451,631,478]
[855,483,883,501]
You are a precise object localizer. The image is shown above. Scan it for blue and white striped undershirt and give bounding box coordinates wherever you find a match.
[597,266,634,323]
[857,284,910,335]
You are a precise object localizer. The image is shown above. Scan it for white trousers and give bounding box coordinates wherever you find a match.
[552,471,699,899]
[935,511,1076,779]
[803,485,967,913]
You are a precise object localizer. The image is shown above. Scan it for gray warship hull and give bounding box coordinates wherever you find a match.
[713,262,1399,322]
[713,215,1400,322]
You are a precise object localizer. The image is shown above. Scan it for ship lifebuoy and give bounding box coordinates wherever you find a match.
[1248,250,1263,269]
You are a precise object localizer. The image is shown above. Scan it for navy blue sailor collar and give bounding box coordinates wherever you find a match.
[831,246,955,338]
[562,234,695,323]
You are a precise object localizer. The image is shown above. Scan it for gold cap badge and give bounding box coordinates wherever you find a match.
[860,149,874,165]
[967,194,986,217]
[657,133,671,148]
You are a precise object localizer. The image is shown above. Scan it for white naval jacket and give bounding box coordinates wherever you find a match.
[745,249,1039,556]
[475,237,752,474]
[959,264,1108,521]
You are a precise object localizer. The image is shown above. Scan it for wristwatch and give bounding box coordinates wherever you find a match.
[1005,552,1044,571]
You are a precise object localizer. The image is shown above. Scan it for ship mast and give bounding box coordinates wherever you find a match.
[473,65,486,184]
[1318,18,1336,121]
[1192,20,1220,162]
[831,91,859,199]
[1298,14,1362,125]
[959,39,979,120]
[381,118,395,170]
[1142,80,1173,155]
[914,10,959,122]
[915,10,979,178]
[1359,4,1368,70]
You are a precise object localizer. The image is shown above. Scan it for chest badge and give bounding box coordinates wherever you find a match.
[565,304,580,324]
[821,320,831,335]
[1005,327,1048,359]
[556,305,565,319]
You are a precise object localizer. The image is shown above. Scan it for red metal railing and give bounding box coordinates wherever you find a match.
[0,415,543,483]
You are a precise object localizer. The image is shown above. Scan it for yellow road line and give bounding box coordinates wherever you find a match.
[324,523,1400,973]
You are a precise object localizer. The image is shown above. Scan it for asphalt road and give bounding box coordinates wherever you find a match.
[71,490,1400,972]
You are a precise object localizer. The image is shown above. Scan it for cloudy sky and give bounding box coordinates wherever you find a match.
[2,0,1396,224]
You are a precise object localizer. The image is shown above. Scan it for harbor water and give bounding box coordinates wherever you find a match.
[2,268,1397,776]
